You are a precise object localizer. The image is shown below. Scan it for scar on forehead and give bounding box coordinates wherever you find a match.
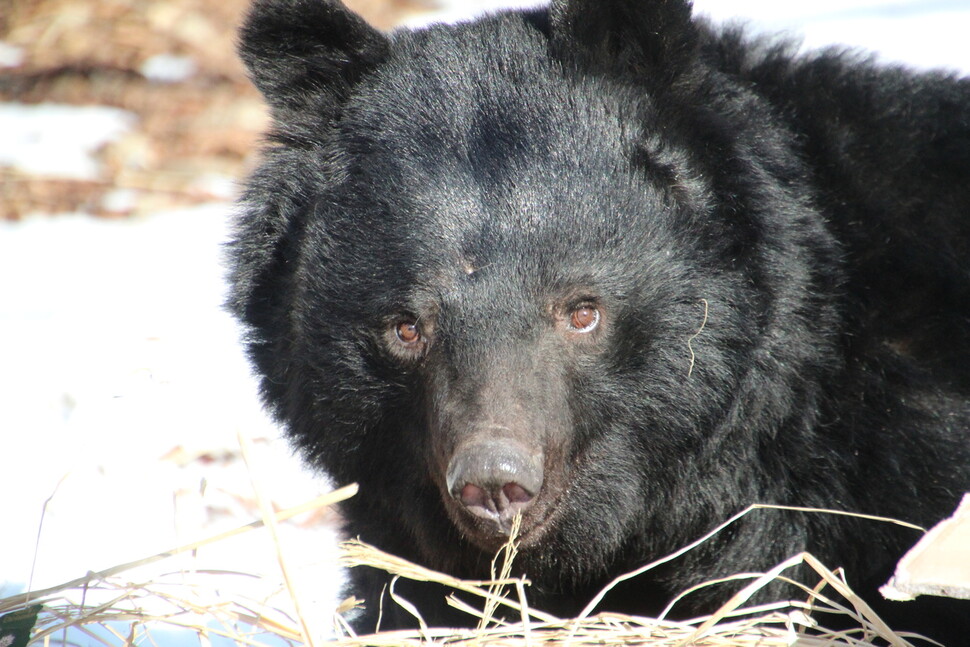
[460,254,495,276]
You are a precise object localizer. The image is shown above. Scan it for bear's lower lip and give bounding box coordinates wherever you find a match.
[449,491,561,552]
[460,518,551,553]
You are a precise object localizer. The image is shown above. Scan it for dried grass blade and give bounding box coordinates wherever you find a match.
[680,553,806,643]
[340,539,558,624]
[801,553,917,647]
[238,431,318,647]
[3,484,358,612]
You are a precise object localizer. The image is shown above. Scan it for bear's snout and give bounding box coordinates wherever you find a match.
[445,436,544,535]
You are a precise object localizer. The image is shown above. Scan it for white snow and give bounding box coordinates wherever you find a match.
[0,103,135,180]
[0,206,343,641]
[140,54,198,83]
[691,1,970,73]
[0,41,24,68]
[1,0,968,643]
[419,0,970,73]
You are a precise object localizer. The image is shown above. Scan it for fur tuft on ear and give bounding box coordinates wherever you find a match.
[549,0,698,81]
[239,0,389,115]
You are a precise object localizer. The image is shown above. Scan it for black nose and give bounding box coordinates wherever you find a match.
[445,438,543,533]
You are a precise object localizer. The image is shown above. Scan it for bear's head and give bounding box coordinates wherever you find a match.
[230,0,841,583]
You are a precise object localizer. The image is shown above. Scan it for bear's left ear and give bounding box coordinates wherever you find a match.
[239,0,389,116]
[549,0,698,81]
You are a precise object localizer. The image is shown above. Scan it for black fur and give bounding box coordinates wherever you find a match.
[229,0,970,642]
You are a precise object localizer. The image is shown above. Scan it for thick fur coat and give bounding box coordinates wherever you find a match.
[229,0,970,642]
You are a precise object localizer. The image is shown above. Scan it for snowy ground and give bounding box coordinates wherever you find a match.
[2,0,968,644]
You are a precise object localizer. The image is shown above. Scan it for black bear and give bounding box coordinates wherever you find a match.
[229,0,970,642]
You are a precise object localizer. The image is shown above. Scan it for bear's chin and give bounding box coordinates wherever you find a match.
[442,487,564,554]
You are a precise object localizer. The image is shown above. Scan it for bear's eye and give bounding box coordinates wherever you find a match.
[568,305,600,333]
[386,316,431,361]
[395,320,422,345]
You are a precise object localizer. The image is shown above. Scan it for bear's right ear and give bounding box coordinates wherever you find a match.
[549,0,698,82]
[239,0,389,115]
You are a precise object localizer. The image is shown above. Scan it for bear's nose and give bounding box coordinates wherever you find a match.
[446,438,543,534]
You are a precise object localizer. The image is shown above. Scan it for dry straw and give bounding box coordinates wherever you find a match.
[2,485,931,647]
[0,484,358,647]
[334,504,928,647]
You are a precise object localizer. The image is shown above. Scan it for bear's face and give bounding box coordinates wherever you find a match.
[233,0,838,581]
[288,19,764,556]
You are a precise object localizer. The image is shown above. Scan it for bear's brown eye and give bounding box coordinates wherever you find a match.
[396,320,422,344]
[569,305,600,333]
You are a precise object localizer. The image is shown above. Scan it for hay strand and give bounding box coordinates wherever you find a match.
[686,297,709,378]
[238,431,321,647]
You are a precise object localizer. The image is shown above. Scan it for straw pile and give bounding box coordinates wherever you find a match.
[1,484,929,647]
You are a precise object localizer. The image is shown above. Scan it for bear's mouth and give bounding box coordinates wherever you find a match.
[447,489,562,553]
